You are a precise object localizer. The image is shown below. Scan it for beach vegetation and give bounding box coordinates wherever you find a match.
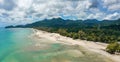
[106,42,120,54]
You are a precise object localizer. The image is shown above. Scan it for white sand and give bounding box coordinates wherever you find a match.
[32,29,120,62]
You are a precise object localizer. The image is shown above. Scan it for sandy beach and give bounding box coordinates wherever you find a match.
[32,29,120,62]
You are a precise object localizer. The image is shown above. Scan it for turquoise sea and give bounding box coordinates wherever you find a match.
[0,28,113,62]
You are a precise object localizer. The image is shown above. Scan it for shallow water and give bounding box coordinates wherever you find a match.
[0,28,113,62]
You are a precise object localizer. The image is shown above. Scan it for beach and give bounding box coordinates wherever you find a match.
[32,29,120,62]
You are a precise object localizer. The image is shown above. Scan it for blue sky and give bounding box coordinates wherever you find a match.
[0,0,120,27]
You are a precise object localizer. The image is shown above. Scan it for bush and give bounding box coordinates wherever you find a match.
[106,42,120,54]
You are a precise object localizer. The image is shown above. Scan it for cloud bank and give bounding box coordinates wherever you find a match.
[0,0,120,26]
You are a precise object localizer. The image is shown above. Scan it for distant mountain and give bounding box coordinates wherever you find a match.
[5,18,120,30]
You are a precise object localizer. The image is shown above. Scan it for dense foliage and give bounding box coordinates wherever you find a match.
[106,42,120,54]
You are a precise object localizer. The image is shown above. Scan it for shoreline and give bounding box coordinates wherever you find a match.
[32,29,120,62]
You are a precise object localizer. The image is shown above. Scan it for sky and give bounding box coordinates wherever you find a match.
[0,0,120,27]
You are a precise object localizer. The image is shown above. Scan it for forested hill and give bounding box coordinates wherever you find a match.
[6,18,120,30]
[6,18,120,43]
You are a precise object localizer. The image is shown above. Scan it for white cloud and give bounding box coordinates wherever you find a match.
[17,0,32,10]
[0,0,120,26]
[108,4,120,11]
[104,12,120,20]
[102,0,120,11]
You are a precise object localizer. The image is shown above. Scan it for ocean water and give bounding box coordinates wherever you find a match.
[0,28,113,62]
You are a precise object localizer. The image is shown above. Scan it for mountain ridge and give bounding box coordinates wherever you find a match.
[5,18,120,29]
